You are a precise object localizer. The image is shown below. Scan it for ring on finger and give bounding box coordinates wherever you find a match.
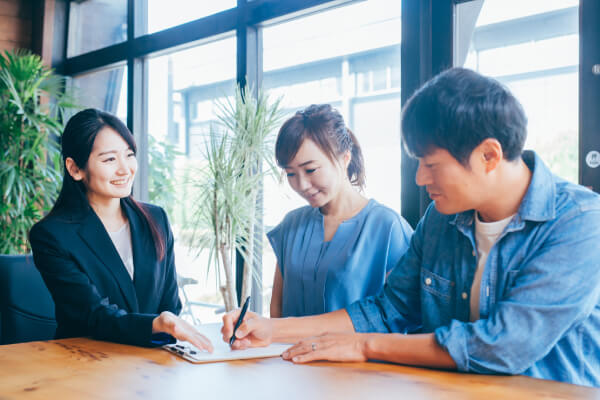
[311,343,317,351]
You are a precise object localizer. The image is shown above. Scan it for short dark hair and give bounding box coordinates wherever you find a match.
[275,104,366,188]
[401,68,527,165]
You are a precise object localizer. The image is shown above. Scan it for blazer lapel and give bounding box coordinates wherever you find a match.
[77,209,139,312]
[122,200,156,310]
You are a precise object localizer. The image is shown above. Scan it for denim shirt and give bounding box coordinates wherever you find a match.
[347,151,600,387]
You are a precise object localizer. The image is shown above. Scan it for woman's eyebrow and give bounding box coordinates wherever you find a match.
[97,147,133,157]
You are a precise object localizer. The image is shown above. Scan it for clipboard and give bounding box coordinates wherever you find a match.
[163,322,292,363]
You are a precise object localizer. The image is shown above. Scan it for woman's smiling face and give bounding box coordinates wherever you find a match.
[71,127,137,203]
[283,138,348,208]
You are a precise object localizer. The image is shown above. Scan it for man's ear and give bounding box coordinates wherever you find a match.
[65,157,84,181]
[474,138,503,173]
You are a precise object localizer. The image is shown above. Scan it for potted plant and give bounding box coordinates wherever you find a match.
[0,50,75,343]
[186,85,284,311]
[148,135,181,218]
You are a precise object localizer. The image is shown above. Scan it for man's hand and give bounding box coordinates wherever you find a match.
[282,332,369,363]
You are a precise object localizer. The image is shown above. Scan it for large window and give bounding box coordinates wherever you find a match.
[456,0,579,183]
[146,37,236,323]
[67,0,127,57]
[142,0,237,35]
[261,0,401,314]
[57,0,600,314]
[70,65,128,122]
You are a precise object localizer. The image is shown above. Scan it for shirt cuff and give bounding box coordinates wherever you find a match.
[129,313,162,347]
[150,332,177,346]
[346,301,374,333]
[434,321,469,372]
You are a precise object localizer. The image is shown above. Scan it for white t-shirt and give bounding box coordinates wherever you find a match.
[469,212,514,322]
[108,222,135,280]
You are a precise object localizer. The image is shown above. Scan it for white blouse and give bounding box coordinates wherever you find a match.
[107,222,135,280]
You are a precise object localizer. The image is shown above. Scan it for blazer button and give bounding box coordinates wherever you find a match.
[462,292,468,300]
[425,277,432,285]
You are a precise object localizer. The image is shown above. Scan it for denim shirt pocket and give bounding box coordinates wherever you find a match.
[421,267,456,330]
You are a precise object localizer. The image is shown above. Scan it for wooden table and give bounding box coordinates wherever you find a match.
[0,338,598,399]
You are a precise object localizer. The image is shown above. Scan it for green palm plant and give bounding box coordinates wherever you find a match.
[187,85,284,311]
[0,50,74,254]
[148,135,181,218]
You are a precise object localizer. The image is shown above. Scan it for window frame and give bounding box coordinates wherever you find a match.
[50,0,600,312]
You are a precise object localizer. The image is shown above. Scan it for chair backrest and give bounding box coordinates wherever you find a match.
[0,255,56,345]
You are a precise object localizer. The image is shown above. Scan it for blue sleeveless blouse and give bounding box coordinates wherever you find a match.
[267,199,413,317]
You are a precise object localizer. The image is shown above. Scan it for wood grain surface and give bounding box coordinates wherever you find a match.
[0,338,598,400]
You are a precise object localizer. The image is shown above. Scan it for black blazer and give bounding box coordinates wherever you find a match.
[29,200,181,347]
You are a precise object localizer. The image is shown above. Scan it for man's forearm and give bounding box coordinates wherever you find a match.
[272,309,355,343]
[364,332,457,369]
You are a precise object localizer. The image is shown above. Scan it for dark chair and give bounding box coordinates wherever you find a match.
[0,255,56,345]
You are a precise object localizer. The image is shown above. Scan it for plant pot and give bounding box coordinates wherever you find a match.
[0,254,56,345]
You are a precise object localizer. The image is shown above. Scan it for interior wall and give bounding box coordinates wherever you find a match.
[0,0,33,52]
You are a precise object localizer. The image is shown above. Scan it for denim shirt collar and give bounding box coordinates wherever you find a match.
[450,150,556,234]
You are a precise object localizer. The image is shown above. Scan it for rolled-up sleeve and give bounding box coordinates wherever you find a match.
[435,207,600,374]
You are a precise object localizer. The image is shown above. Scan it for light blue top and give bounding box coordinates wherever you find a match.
[268,199,413,317]
[347,151,600,387]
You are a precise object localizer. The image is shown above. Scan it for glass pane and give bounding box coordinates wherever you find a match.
[456,0,579,183]
[67,0,127,57]
[146,37,236,323]
[141,0,237,35]
[70,65,128,123]
[262,0,402,315]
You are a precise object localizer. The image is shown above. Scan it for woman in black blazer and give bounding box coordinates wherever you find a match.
[29,109,213,350]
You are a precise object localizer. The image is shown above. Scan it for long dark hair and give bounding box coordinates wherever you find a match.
[49,108,165,260]
[275,104,366,189]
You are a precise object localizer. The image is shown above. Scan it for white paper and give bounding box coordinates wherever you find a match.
[163,322,292,363]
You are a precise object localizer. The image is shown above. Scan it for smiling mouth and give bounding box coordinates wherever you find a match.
[111,178,130,185]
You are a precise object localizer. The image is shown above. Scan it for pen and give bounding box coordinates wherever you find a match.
[230,296,251,346]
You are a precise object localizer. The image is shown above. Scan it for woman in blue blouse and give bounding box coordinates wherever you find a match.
[268,104,413,317]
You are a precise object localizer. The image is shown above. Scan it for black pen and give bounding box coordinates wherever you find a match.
[230,296,251,346]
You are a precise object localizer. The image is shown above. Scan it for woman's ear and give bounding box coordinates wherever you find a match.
[343,150,352,169]
[65,157,84,181]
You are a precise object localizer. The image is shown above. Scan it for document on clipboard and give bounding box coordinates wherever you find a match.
[163,322,293,364]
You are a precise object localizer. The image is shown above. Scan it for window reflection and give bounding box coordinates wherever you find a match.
[67,0,127,57]
[262,0,402,315]
[141,0,237,35]
[456,0,579,183]
[146,37,236,323]
[70,66,127,123]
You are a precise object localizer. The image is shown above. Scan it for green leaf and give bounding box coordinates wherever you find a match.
[0,49,77,254]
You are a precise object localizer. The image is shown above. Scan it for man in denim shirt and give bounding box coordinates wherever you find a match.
[222,68,600,387]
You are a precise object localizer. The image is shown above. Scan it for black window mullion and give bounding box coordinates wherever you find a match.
[580,0,600,193]
[400,0,453,228]
[126,0,135,132]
